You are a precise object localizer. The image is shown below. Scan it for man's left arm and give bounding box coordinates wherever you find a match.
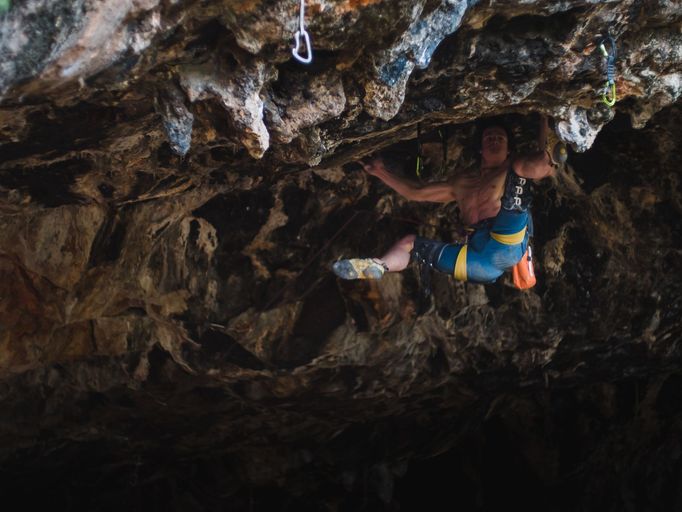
[512,115,556,180]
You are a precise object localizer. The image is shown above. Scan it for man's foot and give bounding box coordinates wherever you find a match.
[332,258,388,280]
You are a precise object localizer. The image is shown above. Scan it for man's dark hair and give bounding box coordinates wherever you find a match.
[473,117,516,154]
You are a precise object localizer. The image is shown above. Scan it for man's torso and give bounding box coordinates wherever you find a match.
[452,160,510,226]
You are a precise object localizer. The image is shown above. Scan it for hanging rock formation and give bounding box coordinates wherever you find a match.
[1,1,682,510]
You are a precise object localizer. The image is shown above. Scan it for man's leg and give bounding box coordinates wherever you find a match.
[379,235,415,271]
[414,233,506,283]
[333,227,527,283]
[332,235,415,280]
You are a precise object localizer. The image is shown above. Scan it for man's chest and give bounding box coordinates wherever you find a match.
[457,165,508,200]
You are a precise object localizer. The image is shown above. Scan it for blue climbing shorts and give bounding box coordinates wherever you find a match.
[433,209,529,284]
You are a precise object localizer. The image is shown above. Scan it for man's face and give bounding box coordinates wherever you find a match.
[481,126,509,162]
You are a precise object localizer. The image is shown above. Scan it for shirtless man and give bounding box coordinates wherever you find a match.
[332,115,561,284]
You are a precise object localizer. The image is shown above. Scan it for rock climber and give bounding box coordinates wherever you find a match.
[332,114,564,285]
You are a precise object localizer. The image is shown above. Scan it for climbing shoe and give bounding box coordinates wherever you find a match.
[332,258,388,280]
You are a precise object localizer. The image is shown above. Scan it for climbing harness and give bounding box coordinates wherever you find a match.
[292,0,313,64]
[599,34,617,107]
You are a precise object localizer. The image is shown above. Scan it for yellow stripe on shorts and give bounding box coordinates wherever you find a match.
[490,227,526,245]
[454,244,468,281]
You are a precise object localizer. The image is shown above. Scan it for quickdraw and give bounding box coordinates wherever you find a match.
[292,0,313,64]
[414,124,448,179]
[599,34,617,107]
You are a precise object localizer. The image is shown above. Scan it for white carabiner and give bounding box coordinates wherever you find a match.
[292,29,312,64]
[291,0,312,64]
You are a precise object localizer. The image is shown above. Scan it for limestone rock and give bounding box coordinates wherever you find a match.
[1,0,682,510]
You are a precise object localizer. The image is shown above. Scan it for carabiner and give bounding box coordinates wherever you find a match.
[291,0,313,64]
[292,29,312,64]
[602,81,617,107]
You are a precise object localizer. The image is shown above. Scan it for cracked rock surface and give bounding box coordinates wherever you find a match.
[1,0,682,510]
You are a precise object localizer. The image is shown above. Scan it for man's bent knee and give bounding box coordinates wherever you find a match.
[411,236,449,269]
[398,234,416,252]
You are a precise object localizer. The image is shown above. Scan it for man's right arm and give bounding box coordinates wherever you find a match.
[362,159,457,203]
[512,115,558,180]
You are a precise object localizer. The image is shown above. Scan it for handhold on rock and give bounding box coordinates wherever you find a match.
[155,84,194,157]
[546,125,567,166]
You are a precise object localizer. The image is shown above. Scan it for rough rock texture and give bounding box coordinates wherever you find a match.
[1,0,682,510]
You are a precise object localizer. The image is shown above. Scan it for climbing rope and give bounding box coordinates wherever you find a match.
[264,210,362,309]
[415,123,423,178]
[439,127,448,176]
[263,208,446,309]
[599,34,617,107]
[292,0,313,64]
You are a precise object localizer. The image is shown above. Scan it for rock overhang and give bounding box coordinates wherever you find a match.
[1,1,682,509]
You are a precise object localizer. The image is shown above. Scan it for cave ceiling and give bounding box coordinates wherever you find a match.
[1,0,682,510]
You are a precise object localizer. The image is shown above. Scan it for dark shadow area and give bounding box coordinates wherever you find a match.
[0,158,90,207]
[2,374,681,511]
[274,275,345,369]
[195,328,266,371]
[87,208,127,267]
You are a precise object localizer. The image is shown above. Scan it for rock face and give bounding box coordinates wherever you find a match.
[1,1,682,510]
